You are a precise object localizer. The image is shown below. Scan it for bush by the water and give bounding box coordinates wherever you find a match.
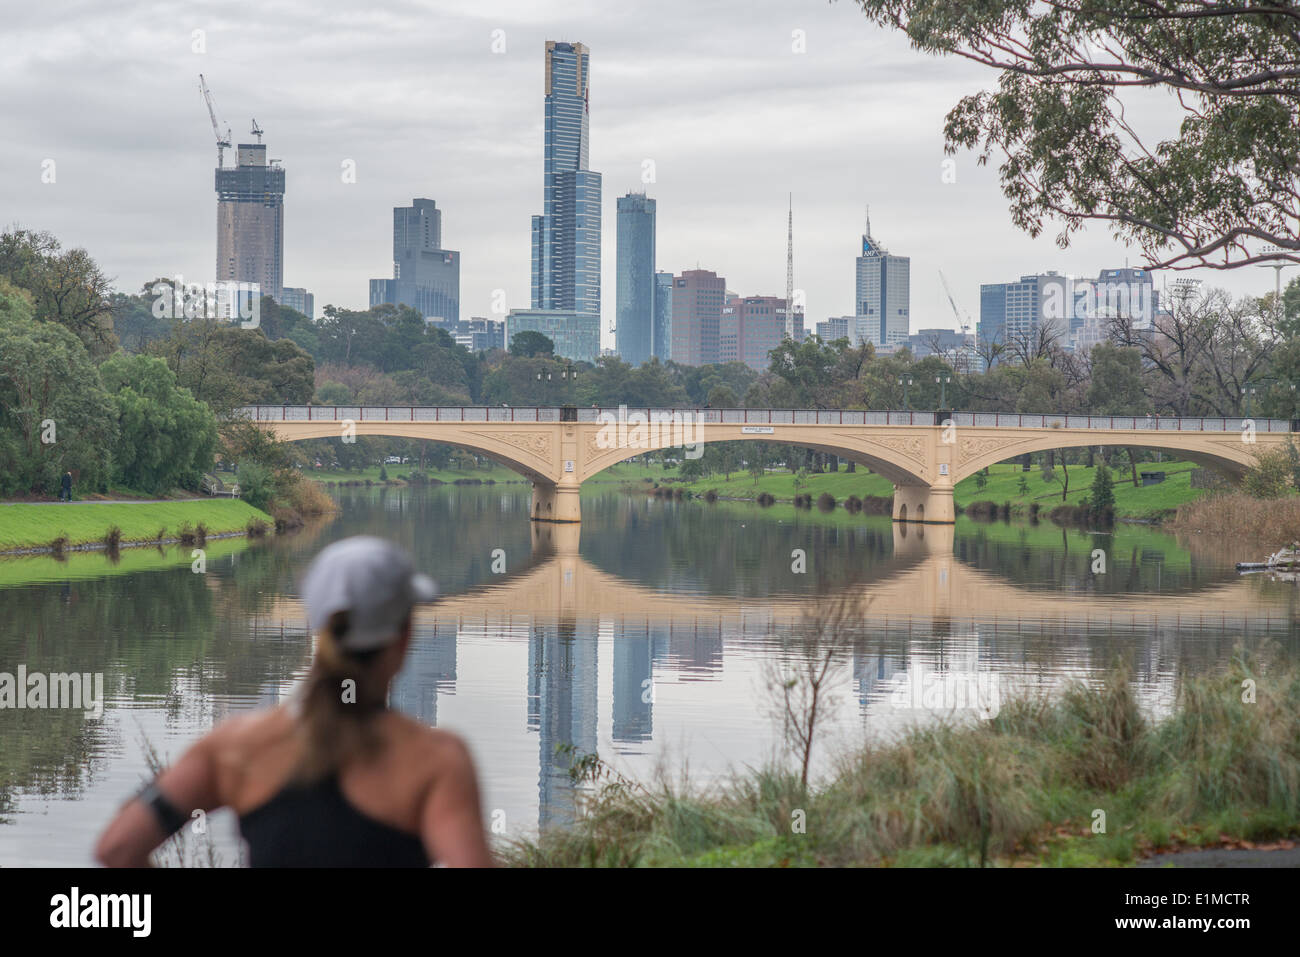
[817,492,837,511]
[504,649,1300,868]
[859,495,893,516]
[1049,503,1115,527]
[844,495,862,513]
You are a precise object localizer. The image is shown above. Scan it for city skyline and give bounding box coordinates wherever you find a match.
[0,0,1275,354]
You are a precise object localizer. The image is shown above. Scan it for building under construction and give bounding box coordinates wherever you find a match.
[215,141,284,305]
[202,77,284,307]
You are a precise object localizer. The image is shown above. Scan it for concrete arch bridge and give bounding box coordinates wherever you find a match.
[237,406,1295,524]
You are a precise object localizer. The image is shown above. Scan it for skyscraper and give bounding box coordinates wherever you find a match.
[670,269,726,366]
[854,211,910,347]
[615,192,656,366]
[530,41,601,349]
[215,140,284,305]
[721,295,791,370]
[653,271,673,361]
[370,198,460,322]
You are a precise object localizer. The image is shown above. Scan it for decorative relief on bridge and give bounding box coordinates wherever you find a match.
[862,434,927,467]
[956,436,1020,466]
[469,430,553,460]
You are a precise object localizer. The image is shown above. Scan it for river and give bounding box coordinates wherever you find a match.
[1,483,1297,865]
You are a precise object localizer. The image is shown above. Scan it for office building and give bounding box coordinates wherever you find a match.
[815,316,854,343]
[669,269,727,366]
[216,140,284,306]
[980,266,1156,354]
[370,198,460,322]
[428,316,506,353]
[615,192,656,366]
[653,271,673,361]
[530,41,602,331]
[721,295,792,370]
[279,287,313,320]
[854,213,910,348]
[507,308,599,363]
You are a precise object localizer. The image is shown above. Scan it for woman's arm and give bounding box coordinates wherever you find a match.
[96,733,222,867]
[420,735,494,867]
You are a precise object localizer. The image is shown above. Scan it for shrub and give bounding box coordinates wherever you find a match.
[237,462,277,512]
[757,492,776,507]
[817,492,837,511]
[177,522,197,545]
[845,495,863,513]
[379,465,389,482]
[859,495,893,516]
[245,518,269,538]
[704,489,719,503]
[103,525,121,552]
[1243,446,1295,499]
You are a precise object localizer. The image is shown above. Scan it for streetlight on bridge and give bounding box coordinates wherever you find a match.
[898,374,914,410]
[935,373,953,411]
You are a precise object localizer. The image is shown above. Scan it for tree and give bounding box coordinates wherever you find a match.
[152,321,314,413]
[0,229,117,356]
[1085,343,1149,415]
[0,293,116,495]
[509,331,555,358]
[852,1,1300,271]
[1090,463,1116,512]
[99,353,219,494]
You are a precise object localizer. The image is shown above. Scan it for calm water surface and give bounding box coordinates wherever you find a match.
[2,484,1297,865]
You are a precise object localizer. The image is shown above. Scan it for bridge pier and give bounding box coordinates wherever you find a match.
[530,482,582,523]
[892,484,955,524]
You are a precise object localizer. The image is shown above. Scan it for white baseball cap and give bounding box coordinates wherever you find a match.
[300,536,437,651]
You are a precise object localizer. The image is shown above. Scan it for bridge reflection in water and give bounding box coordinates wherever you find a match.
[254,519,1296,834]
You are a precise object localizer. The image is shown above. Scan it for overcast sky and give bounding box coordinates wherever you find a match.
[1,0,1276,349]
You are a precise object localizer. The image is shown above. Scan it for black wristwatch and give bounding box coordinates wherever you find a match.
[136,781,189,837]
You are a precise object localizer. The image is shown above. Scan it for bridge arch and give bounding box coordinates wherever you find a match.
[948,428,1269,486]
[578,422,933,487]
[256,420,558,485]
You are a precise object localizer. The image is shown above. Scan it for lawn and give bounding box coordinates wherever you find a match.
[0,500,273,551]
[640,460,1209,520]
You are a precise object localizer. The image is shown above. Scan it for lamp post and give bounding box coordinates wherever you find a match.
[898,374,913,410]
[935,373,953,411]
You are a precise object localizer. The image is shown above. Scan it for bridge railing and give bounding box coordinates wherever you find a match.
[233,406,1295,432]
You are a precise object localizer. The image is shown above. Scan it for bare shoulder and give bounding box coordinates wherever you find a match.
[200,706,296,768]
[385,712,475,769]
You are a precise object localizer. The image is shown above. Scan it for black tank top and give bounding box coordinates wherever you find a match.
[239,774,431,867]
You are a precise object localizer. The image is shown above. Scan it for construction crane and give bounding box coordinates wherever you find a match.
[938,269,973,335]
[250,118,264,143]
[198,74,232,168]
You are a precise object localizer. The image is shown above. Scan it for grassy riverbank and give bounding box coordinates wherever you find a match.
[645,461,1208,521]
[507,651,1300,867]
[0,499,273,552]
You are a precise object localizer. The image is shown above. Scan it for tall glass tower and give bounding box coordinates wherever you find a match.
[530,41,602,328]
[615,192,655,365]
